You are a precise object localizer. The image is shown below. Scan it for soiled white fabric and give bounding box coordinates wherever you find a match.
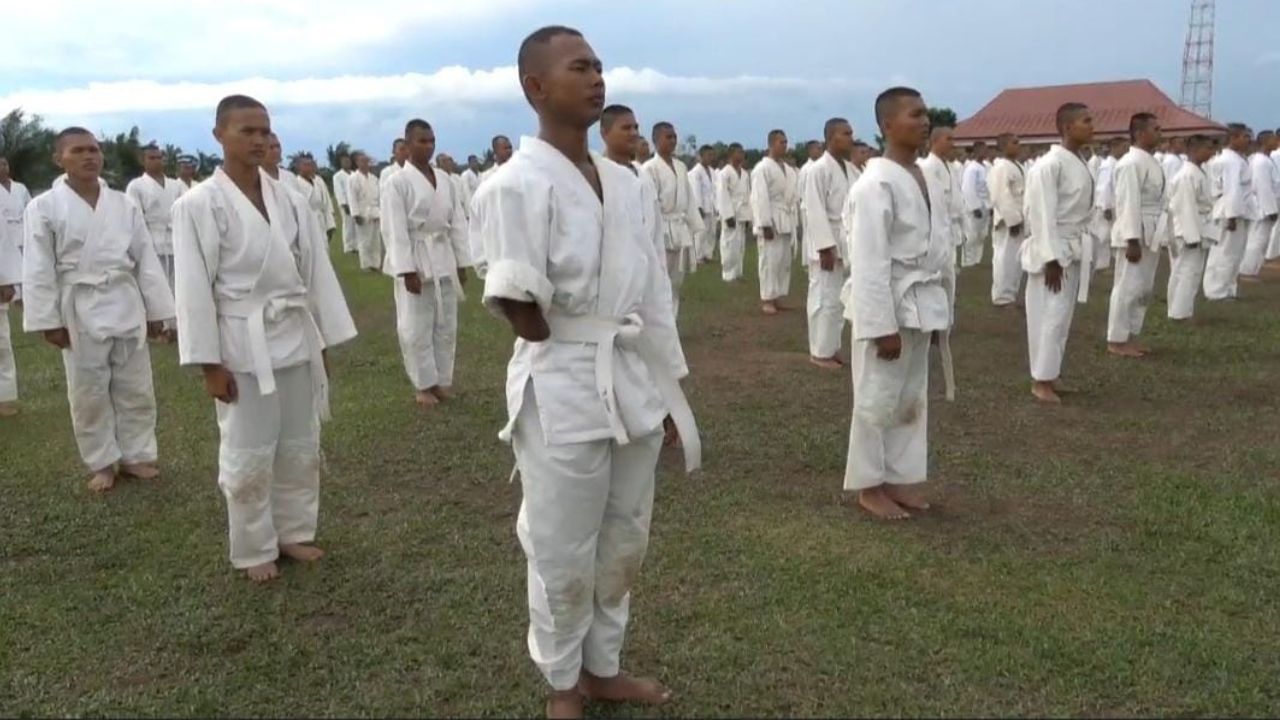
[173,167,356,568]
[752,157,799,302]
[0,198,21,402]
[987,157,1026,305]
[1203,148,1253,300]
[1106,147,1167,344]
[642,156,702,317]
[1240,152,1278,275]
[333,168,356,253]
[125,173,182,302]
[460,168,482,209]
[1162,153,1185,181]
[842,158,953,491]
[348,169,383,271]
[689,162,718,261]
[1021,144,1094,382]
[382,162,470,391]
[716,164,751,281]
[1092,155,1119,271]
[917,153,962,260]
[379,161,404,187]
[292,175,336,237]
[960,159,991,267]
[0,179,32,251]
[1166,162,1215,320]
[471,135,693,691]
[24,179,174,469]
[802,153,852,358]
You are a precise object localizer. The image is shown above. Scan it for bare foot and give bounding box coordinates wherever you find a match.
[885,484,931,511]
[857,486,911,520]
[1132,342,1152,356]
[809,356,842,370]
[0,401,18,417]
[829,354,846,366]
[415,390,440,409]
[1240,274,1262,284]
[579,671,672,706]
[662,416,682,448]
[1031,381,1062,404]
[430,385,452,402]
[245,561,280,583]
[546,690,584,720]
[279,543,325,562]
[120,462,160,480]
[86,468,116,494]
[1107,342,1142,358]
[761,301,779,316]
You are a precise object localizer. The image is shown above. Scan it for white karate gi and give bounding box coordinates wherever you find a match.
[273,166,298,187]
[471,136,698,692]
[332,168,355,254]
[0,178,31,403]
[292,175,336,241]
[1022,145,1094,382]
[1161,152,1185,182]
[1106,147,1167,344]
[24,179,175,470]
[842,158,953,491]
[715,164,751,281]
[460,168,482,210]
[1087,154,1102,179]
[1166,162,1215,320]
[382,162,471,392]
[172,168,356,569]
[1203,148,1254,300]
[918,153,963,270]
[1,179,32,250]
[801,153,852,359]
[642,156,702,319]
[1240,152,1278,275]
[689,162,718,262]
[987,157,1027,305]
[347,170,383,271]
[176,178,197,195]
[612,159,664,262]
[1092,155,1119,272]
[751,157,799,302]
[125,174,183,295]
[960,159,991,267]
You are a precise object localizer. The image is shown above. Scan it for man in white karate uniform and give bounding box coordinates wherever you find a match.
[1269,129,1280,262]
[960,142,991,267]
[918,128,963,271]
[634,137,652,168]
[642,122,701,320]
[689,144,718,264]
[1162,137,1186,180]
[125,145,183,302]
[264,135,296,185]
[987,133,1027,306]
[1091,137,1128,274]
[1022,103,1096,404]
[716,143,751,282]
[482,135,515,185]
[600,105,661,259]
[752,129,799,315]
[1106,113,1168,358]
[802,118,854,370]
[1203,124,1254,301]
[1239,130,1278,278]
[176,156,198,193]
[461,155,483,205]
[471,26,698,719]
[0,156,31,416]
[347,151,383,272]
[1,156,33,250]
[1166,135,1217,321]
[332,152,355,254]
[380,139,409,186]
[291,155,337,243]
[843,87,953,521]
[382,119,472,409]
[172,95,357,583]
[24,127,174,491]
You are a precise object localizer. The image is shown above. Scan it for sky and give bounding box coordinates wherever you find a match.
[3,0,1278,164]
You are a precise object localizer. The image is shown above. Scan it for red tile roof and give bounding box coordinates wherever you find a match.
[953,79,1224,142]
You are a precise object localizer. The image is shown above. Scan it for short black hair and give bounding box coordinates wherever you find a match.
[971,141,988,151]
[651,122,674,141]
[1257,130,1276,142]
[139,143,161,155]
[1129,112,1158,141]
[728,142,744,152]
[517,25,584,79]
[600,104,634,132]
[54,126,95,151]
[823,117,850,142]
[405,119,433,137]
[1055,102,1089,133]
[873,86,921,128]
[852,140,871,149]
[215,94,266,127]
[391,138,406,149]
[698,144,714,154]
[995,133,1017,150]
[1186,134,1210,150]
[767,129,786,144]
[491,135,510,148]
[352,150,368,162]
[805,140,822,149]
[467,154,478,161]
[1226,123,1250,139]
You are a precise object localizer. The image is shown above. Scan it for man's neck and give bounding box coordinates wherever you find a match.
[605,148,631,167]
[411,158,433,175]
[768,153,786,165]
[659,152,675,165]
[0,177,9,188]
[1136,142,1156,154]
[537,121,590,164]
[67,175,100,204]
[827,150,850,164]
[223,158,260,191]
[146,170,165,182]
[884,143,917,169]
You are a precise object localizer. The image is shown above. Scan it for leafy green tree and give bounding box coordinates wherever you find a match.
[325,142,353,171]
[0,109,58,190]
[928,106,958,129]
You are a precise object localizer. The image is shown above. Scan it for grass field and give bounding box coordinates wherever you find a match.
[3,237,1280,718]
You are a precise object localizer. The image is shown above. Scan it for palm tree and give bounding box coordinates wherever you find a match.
[325,142,352,171]
[0,109,58,189]
[162,143,183,176]
[195,151,222,177]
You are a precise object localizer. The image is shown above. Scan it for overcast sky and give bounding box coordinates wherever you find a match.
[3,0,1277,163]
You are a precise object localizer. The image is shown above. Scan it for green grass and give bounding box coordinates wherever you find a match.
[3,239,1280,717]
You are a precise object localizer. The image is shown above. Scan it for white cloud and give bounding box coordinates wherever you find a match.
[0,66,832,119]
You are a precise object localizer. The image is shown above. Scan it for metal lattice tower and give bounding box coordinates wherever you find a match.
[1179,0,1215,118]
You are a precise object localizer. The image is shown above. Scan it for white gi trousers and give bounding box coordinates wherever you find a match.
[511,385,663,691]
[216,364,320,569]
[354,220,384,272]
[1203,221,1249,300]
[157,254,177,331]
[990,225,1024,305]
[806,264,844,358]
[1268,220,1280,260]
[720,221,745,281]
[341,210,356,254]
[1025,262,1081,382]
[62,333,158,471]
[0,306,16,403]
[1106,248,1159,343]
[1167,244,1208,320]
[845,329,931,491]
[1092,213,1113,271]
[697,215,716,261]
[1240,217,1275,276]
[961,212,989,267]
[665,251,686,320]
[394,277,458,391]
[758,234,793,302]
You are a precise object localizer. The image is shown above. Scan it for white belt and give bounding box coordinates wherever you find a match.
[409,229,465,308]
[218,295,331,422]
[59,268,145,345]
[1077,232,1094,303]
[547,312,701,473]
[883,268,957,402]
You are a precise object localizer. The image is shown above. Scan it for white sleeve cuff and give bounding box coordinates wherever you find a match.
[483,258,554,316]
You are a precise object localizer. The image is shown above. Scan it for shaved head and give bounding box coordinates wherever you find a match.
[517,25,583,78]
[1055,103,1089,133]
[55,126,95,152]
[874,86,922,130]
[215,94,266,128]
[600,104,634,132]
